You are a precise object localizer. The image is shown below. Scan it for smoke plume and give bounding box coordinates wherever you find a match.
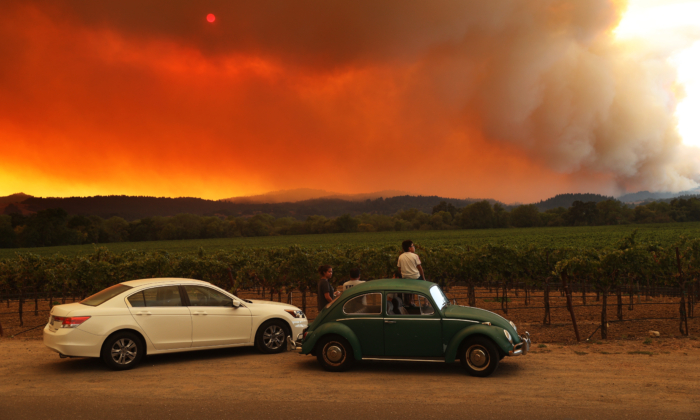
[0,0,697,200]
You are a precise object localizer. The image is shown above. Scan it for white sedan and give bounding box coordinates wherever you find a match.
[43,278,307,370]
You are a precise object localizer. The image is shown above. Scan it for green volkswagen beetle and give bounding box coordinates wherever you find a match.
[291,279,530,377]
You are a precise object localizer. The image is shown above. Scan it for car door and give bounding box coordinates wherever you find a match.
[336,292,384,356]
[127,285,193,350]
[383,293,443,357]
[183,285,252,347]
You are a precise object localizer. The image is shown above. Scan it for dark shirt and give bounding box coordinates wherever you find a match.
[317,278,334,311]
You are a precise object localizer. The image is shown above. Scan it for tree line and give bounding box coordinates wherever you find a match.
[2,197,700,249]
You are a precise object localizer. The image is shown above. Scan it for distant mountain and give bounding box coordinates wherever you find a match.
[222,188,409,204]
[0,193,33,215]
[617,188,700,203]
[535,193,615,211]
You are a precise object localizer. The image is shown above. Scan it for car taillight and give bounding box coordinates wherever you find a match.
[60,316,91,328]
[303,330,308,339]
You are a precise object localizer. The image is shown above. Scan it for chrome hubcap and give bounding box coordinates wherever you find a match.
[263,325,285,350]
[326,345,343,363]
[466,345,490,371]
[110,338,137,365]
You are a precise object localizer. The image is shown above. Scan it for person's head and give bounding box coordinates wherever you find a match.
[318,265,333,279]
[402,240,414,252]
[349,267,360,280]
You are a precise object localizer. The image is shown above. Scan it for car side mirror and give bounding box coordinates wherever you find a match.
[232,299,241,308]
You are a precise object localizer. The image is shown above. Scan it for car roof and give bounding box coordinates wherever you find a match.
[344,278,437,295]
[121,278,211,287]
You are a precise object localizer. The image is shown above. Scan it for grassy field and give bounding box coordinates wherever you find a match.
[2,222,700,259]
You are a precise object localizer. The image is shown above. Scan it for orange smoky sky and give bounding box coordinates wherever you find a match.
[0,0,697,203]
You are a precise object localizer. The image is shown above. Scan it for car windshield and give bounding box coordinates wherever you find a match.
[429,285,450,310]
[81,284,132,307]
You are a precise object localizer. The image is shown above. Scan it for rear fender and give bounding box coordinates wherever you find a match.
[301,322,363,360]
[444,325,513,363]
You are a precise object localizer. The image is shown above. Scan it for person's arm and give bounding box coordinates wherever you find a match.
[418,264,425,280]
[324,292,333,303]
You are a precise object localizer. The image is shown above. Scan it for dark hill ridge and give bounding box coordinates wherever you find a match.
[17,195,489,221]
[535,193,615,211]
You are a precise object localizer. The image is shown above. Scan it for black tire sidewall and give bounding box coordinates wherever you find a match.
[255,320,290,354]
[460,336,499,377]
[316,335,354,372]
[101,332,144,371]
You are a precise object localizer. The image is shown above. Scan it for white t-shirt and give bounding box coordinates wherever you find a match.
[397,252,421,279]
[341,279,365,292]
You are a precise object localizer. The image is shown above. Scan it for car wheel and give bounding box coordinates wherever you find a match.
[460,336,499,377]
[255,320,289,354]
[101,332,144,371]
[316,335,354,372]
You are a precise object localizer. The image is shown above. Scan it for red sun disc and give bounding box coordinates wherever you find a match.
[207,14,215,23]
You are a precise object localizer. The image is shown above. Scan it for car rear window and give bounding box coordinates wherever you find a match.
[81,284,132,307]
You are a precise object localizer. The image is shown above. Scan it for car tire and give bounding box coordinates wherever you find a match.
[459,336,499,377]
[316,335,354,372]
[255,319,290,354]
[101,331,144,371]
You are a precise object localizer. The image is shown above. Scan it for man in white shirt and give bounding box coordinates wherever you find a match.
[341,267,364,292]
[397,240,425,280]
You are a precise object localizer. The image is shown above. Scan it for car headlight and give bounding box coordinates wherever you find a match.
[509,320,517,332]
[285,309,306,318]
[504,329,512,343]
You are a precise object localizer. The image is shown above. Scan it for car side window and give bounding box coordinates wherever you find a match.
[417,295,435,315]
[127,291,146,307]
[343,293,382,315]
[128,286,183,307]
[184,285,233,307]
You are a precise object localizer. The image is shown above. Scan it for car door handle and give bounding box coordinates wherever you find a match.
[193,311,208,316]
[384,320,396,324]
[136,311,152,316]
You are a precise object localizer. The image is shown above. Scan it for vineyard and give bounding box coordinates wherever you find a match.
[0,230,698,342]
[3,221,700,259]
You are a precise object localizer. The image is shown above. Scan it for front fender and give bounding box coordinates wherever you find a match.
[444,324,513,363]
[300,322,363,360]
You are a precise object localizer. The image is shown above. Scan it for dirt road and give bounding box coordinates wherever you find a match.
[1,337,699,420]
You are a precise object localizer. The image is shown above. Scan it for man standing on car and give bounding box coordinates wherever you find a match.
[397,240,425,280]
[317,265,338,311]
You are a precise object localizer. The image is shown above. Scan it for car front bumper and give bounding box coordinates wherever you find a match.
[508,331,531,356]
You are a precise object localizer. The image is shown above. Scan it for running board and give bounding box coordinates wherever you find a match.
[362,357,445,363]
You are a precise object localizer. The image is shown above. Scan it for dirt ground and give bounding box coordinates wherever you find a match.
[2,286,697,343]
[0,336,699,420]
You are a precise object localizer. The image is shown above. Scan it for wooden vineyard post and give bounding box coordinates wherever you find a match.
[542,278,551,325]
[301,287,307,314]
[616,287,623,320]
[676,248,689,336]
[601,290,608,339]
[227,268,237,296]
[18,289,23,327]
[561,270,581,342]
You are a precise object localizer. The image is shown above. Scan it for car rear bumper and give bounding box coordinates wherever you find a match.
[43,324,104,358]
[508,331,531,356]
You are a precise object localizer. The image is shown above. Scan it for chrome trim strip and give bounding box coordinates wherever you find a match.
[383,318,441,321]
[442,319,479,323]
[336,318,384,321]
[362,357,445,363]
